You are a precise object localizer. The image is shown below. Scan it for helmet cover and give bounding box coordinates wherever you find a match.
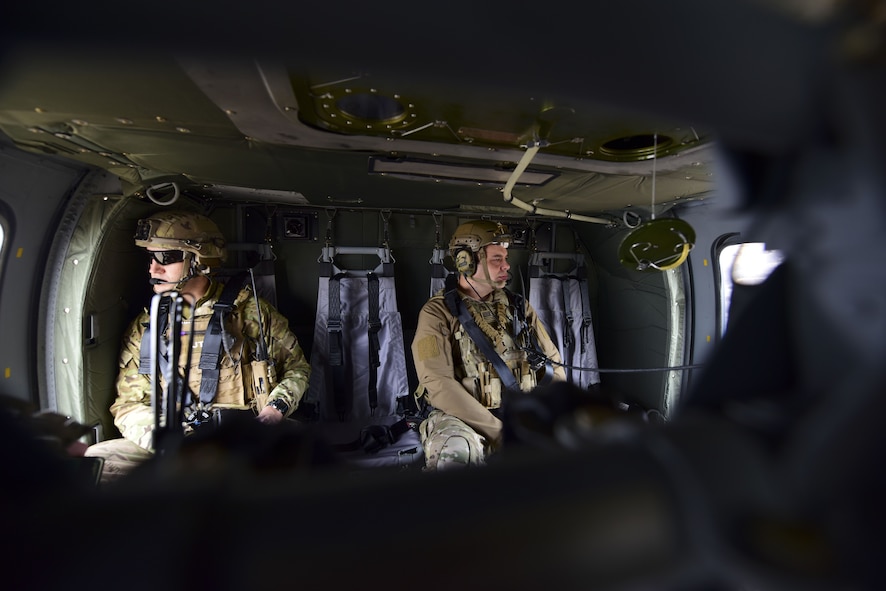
[134,210,227,271]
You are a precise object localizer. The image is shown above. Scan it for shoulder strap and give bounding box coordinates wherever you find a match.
[442,274,520,393]
[197,271,250,405]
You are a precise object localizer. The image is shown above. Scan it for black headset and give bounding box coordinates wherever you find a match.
[452,246,478,276]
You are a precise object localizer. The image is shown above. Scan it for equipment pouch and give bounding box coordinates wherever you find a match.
[484,377,502,408]
[251,359,272,410]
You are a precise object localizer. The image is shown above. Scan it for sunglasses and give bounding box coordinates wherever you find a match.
[148,250,186,266]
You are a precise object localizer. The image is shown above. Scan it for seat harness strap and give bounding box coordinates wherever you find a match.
[328,272,351,421]
[331,416,421,454]
[577,267,592,354]
[561,277,575,350]
[367,272,382,414]
[196,271,250,405]
[140,274,249,405]
[442,274,521,393]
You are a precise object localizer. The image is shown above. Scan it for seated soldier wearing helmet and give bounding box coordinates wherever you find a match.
[411,220,566,470]
[85,210,311,482]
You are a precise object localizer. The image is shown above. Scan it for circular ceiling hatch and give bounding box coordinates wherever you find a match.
[316,88,418,132]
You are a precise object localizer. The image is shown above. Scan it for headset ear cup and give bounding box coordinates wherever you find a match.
[454,248,476,276]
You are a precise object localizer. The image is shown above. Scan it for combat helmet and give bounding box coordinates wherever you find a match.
[134,210,227,272]
[448,220,511,254]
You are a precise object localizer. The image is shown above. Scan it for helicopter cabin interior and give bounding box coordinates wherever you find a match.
[1,1,885,588]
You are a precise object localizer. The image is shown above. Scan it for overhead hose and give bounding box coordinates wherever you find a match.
[503,143,612,225]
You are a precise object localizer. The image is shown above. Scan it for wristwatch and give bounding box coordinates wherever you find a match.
[268,398,290,416]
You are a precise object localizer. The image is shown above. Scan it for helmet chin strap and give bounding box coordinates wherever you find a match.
[172,253,199,291]
[462,249,500,297]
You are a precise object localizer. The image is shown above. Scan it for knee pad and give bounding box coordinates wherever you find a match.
[424,434,486,471]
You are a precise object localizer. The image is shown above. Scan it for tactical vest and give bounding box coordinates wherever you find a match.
[448,289,541,409]
[138,280,258,410]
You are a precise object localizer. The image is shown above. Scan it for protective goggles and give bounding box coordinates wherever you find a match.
[148,250,186,266]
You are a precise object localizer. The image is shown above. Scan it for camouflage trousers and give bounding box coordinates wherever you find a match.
[84,438,153,485]
[419,410,491,471]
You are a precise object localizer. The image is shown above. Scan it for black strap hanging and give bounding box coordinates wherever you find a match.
[328,272,351,421]
[577,266,592,353]
[561,277,575,350]
[367,272,382,414]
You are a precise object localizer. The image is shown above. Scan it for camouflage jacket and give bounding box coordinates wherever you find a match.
[411,286,565,444]
[110,280,310,451]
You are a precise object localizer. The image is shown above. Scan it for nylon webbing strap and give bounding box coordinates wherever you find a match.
[197,272,249,405]
[328,273,350,420]
[328,274,344,366]
[561,277,575,350]
[578,275,592,353]
[367,272,381,414]
[443,276,520,393]
[330,417,419,454]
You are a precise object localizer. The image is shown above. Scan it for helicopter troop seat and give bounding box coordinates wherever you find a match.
[528,251,601,389]
[305,245,424,470]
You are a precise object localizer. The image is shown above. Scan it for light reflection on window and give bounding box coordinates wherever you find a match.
[719,242,784,334]
[0,218,5,284]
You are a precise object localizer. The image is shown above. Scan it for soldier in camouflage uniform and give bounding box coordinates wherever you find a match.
[85,210,310,482]
[411,220,565,470]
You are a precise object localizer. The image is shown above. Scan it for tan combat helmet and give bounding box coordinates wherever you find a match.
[448,220,511,276]
[448,220,511,253]
[134,210,227,273]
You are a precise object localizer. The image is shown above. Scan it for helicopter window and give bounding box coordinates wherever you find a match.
[718,242,784,335]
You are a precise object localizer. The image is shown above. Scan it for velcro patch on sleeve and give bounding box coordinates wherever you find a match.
[415,335,440,361]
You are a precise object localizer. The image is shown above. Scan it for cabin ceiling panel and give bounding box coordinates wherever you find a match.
[0,47,723,216]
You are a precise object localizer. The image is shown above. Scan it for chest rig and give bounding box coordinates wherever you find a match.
[138,273,251,408]
[442,274,553,408]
